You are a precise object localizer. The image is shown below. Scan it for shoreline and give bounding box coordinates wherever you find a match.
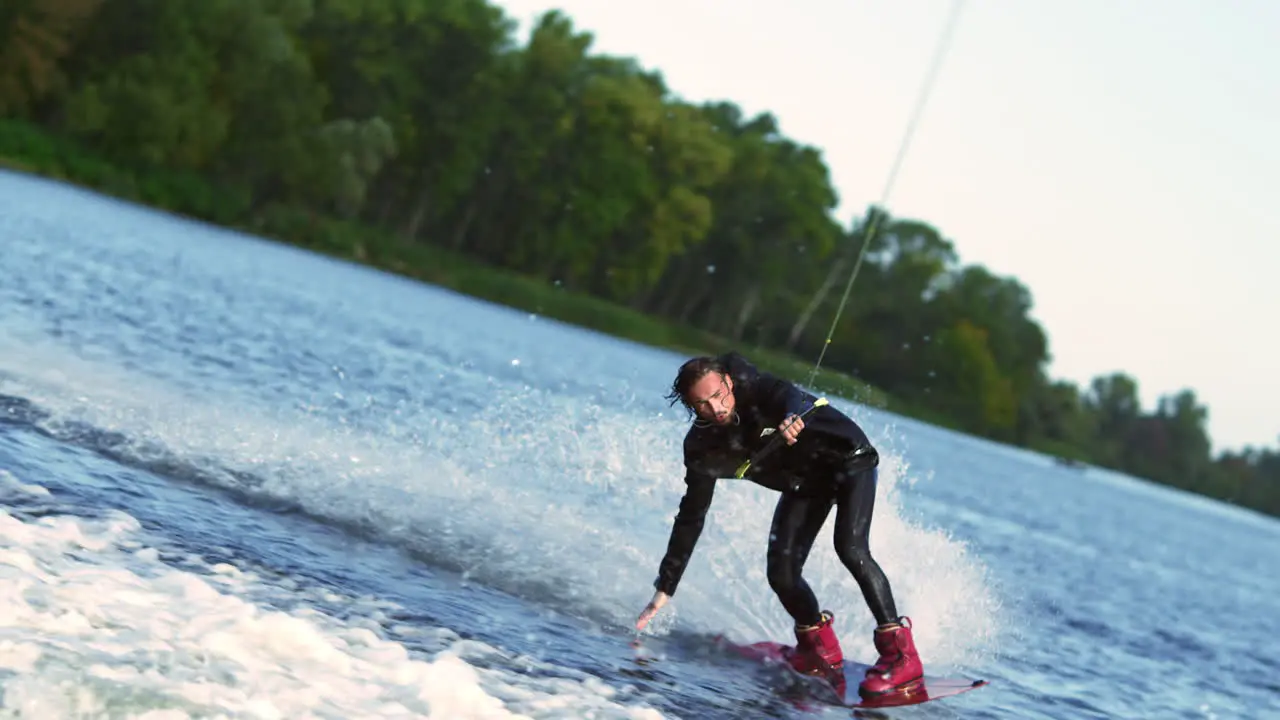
[4,119,1274,520]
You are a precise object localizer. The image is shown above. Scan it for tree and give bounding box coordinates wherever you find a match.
[0,0,102,117]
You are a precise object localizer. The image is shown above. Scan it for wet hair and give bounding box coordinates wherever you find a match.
[666,356,728,415]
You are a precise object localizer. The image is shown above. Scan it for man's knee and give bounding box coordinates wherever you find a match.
[834,540,874,575]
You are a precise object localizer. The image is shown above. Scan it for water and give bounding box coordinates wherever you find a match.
[1,169,1277,719]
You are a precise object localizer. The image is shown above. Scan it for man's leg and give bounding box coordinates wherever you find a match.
[832,465,924,698]
[831,466,898,625]
[766,491,831,625]
[767,492,844,679]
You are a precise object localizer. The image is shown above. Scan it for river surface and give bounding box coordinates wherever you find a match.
[2,170,1277,719]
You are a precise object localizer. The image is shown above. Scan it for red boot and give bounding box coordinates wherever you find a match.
[858,616,924,699]
[787,610,844,678]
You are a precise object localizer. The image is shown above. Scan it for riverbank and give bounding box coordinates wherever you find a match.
[0,118,1060,455]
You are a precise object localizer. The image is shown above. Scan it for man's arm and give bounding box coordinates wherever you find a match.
[653,470,717,596]
[754,369,874,455]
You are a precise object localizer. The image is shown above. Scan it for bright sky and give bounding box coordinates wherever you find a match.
[492,0,1278,453]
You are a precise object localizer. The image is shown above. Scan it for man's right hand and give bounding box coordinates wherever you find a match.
[635,590,670,631]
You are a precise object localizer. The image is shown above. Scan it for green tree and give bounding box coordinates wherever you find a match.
[926,319,1017,436]
[1085,372,1143,466]
[1151,389,1212,490]
[644,103,842,344]
[0,0,102,117]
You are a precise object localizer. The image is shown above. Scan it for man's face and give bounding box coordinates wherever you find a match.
[686,372,736,425]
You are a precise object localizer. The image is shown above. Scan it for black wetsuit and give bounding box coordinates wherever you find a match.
[653,352,899,627]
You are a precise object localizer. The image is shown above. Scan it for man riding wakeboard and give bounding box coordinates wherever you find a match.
[635,352,923,700]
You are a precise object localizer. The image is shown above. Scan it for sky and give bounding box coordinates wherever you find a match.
[490,0,1279,453]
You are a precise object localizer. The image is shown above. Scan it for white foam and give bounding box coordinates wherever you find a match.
[0,333,1000,675]
[0,476,665,720]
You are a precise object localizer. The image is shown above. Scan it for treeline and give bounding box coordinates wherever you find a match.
[2,0,1276,516]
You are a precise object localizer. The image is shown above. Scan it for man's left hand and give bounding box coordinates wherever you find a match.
[779,414,805,445]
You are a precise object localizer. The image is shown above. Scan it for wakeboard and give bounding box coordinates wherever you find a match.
[717,637,989,710]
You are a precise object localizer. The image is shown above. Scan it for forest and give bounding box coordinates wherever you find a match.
[1,0,1275,516]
